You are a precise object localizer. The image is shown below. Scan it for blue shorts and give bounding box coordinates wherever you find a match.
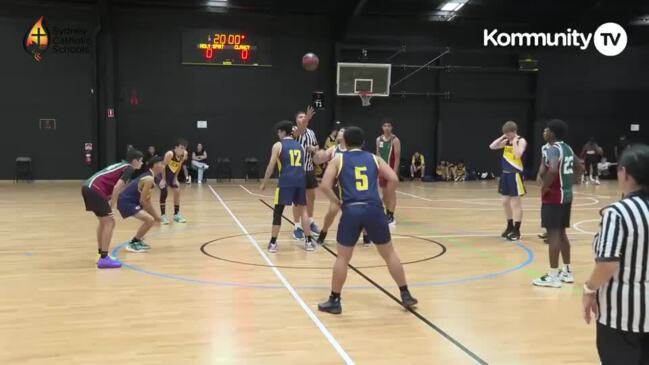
[274,186,306,206]
[337,204,391,246]
[499,172,526,197]
[117,199,142,219]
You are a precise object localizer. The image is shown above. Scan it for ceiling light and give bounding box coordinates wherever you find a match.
[441,2,461,11]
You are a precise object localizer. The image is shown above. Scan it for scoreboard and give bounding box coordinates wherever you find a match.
[181,30,271,67]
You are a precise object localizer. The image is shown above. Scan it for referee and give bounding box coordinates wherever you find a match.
[583,144,649,365]
[291,105,321,239]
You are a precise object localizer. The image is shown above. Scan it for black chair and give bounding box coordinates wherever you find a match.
[15,157,33,182]
[216,158,232,182]
[244,158,259,181]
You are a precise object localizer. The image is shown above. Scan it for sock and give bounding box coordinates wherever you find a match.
[98,249,102,254]
[563,264,571,273]
[330,291,341,300]
[309,217,314,224]
[270,237,277,244]
[399,285,409,293]
[363,234,370,243]
[386,209,394,217]
[514,221,521,232]
[549,268,559,278]
[506,219,513,230]
[306,235,312,242]
[160,204,166,215]
[100,251,108,259]
[174,205,180,215]
[131,237,141,243]
[295,221,301,230]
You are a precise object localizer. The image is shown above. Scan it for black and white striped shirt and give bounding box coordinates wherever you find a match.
[593,192,649,333]
[295,128,318,172]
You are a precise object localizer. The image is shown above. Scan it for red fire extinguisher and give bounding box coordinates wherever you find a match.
[84,143,93,166]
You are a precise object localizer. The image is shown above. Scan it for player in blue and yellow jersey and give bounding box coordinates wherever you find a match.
[317,126,417,315]
[260,120,315,253]
[157,139,189,225]
[489,121,528,241]
[118,156,166,253]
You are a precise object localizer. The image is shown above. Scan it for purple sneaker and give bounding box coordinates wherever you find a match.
[97,256,122,269]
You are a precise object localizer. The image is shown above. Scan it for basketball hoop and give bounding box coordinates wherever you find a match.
[359,91,373,107]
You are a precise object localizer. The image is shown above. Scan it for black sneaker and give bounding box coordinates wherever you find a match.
[538,232,548,240]
[318,297,342,314]
[506,231,521,241]
[501,228,513,238]
[401,291,418,308]
[316,231,327,245]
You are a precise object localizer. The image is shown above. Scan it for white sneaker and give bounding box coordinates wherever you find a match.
[594,179,601,185]
[559,270,574,283]
[305,240,316,252]
[197,180,203,184]
[532,274,562,288]
[186,176,192,184]
[268,242,278,253]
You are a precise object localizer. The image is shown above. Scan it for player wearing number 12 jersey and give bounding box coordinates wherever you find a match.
[533,119,583,288]
[260,120,315,252]
[318,126,417,315]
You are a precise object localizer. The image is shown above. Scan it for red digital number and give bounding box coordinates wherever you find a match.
[241,49,249,60]
[205,47,213,59]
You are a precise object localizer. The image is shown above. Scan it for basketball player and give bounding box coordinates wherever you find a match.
[118,156,165,253]
[489,121,527,241]
[533,119,581,288]
[158,139,188,225]
[376,119,401,225]
[292,106,320,239]
[260,120,315,252]
[537,142,550,243]
[318,126,417,314]
[82,148,144,268]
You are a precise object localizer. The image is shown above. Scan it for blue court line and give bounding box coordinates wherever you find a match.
[111,239,534,290]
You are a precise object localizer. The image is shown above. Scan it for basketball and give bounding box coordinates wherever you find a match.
[302,52,319,71]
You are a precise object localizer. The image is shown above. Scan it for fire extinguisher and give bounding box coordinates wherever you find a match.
[84,143,93,166]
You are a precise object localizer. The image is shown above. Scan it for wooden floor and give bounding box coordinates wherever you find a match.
[0,179,616,364]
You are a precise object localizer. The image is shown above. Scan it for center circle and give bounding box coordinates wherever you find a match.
[200,232,446,269]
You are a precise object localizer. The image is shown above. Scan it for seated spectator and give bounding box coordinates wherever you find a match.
[454,161,467,182]
[410,151,426,180]
[191,143,209,184]
[436,160,450,181]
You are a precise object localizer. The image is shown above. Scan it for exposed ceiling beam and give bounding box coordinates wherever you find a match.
[353,0,369,17]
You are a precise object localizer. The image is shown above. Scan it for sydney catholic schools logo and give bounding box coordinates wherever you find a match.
[24,16,49,61]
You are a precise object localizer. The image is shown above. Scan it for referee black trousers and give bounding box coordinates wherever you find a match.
[597,323,649,365]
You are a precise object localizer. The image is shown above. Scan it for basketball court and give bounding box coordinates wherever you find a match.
[1,180,614,364]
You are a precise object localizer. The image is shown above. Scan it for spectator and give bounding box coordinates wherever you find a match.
[191,143,209,184]
[454,161,467,182]
[581,137,604,185]
[436,161,449,181]
[410,151,426,180]
[583,144,649,365]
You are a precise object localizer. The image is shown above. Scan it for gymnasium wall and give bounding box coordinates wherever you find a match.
[114,11,335,178]
[339,18,649,176]
[0,6,96,179]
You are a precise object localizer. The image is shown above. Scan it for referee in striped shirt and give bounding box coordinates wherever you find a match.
[291,106,321,239]
[583,144,649,365]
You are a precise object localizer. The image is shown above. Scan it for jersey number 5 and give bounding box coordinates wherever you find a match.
[355,166,369,191]
[289,149,302,167]
[563,156,574,174]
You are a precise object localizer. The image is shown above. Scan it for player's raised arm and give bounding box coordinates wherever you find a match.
[260,142,282,191]
[314,145,336,165]
[489,135,508,150]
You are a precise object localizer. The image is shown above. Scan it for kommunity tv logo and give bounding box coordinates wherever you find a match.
[483,23,628,56]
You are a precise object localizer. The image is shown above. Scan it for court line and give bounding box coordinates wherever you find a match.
[239,184,274,199]
[258,199,488,365]
[207,185,355,365]
[572,219,600,235]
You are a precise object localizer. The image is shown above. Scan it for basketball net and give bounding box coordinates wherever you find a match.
[359,91,373,107]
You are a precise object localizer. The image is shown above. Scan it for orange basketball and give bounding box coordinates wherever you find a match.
[302,52,319,71]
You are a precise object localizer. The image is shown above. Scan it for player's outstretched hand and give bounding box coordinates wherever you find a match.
[306,105,316,120]
[159,180,167,189]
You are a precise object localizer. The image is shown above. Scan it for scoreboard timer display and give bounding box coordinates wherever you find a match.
[181,30,271,67]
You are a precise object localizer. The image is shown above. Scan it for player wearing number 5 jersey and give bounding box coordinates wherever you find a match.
[318,126,417,315]
[260,120,315,253]
[533,119,583,288]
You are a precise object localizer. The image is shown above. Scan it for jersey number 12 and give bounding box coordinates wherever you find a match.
[289,149,302,167]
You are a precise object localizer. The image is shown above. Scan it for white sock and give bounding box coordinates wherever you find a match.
[563,264,571,273]
[549,268,559,278]
[295,221,301,230]
[309,217,314,224]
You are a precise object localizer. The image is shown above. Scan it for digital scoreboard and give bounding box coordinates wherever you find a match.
[181,30,271,67]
